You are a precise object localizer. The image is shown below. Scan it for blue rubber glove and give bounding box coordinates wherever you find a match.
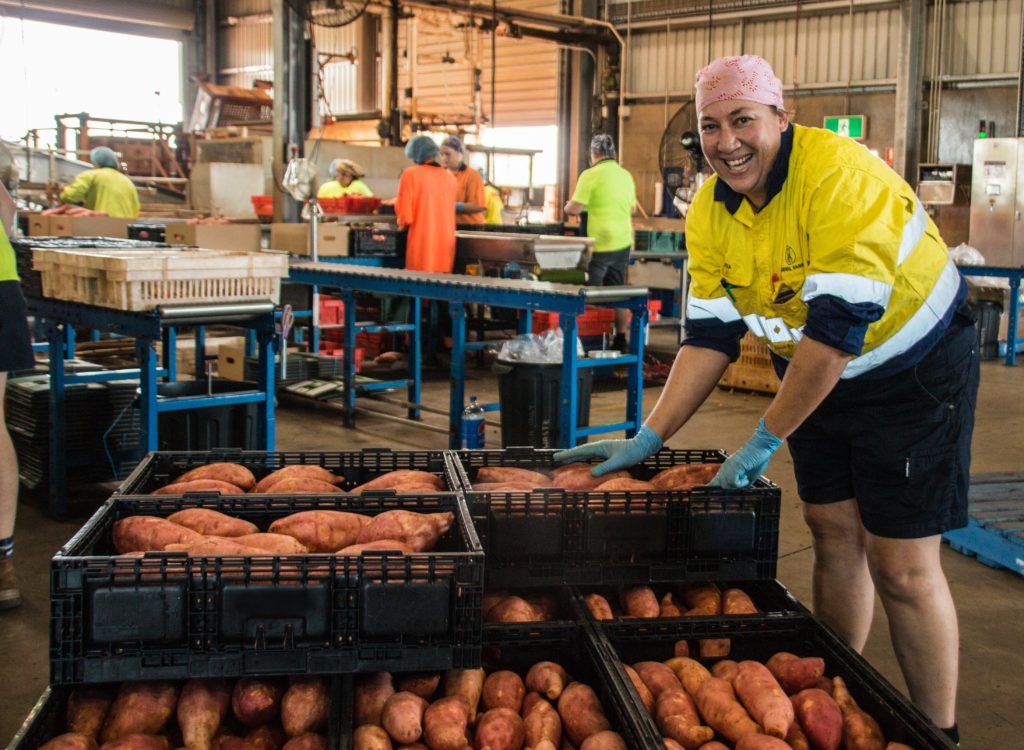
[455,201,466,213]
[709,418,783,489]
[552,425,663,477]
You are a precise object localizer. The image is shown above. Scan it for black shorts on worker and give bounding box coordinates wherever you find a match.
[587,247,630,286]
[0,281,35,373]
[787,309,980,539]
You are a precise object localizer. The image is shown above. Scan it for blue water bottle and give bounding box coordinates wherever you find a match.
[461,396,486,449]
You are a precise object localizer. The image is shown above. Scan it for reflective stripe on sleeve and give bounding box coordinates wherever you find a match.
[686,294,742,322]
[801,272,893,307]
[897,199,928,266]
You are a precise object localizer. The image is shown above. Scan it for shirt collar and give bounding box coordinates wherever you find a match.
[713,123,794,215]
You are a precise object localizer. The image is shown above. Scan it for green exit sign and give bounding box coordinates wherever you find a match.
[823,115,867,139]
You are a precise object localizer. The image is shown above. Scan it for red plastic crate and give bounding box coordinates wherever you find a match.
[250,194,273,217]
[319,297,344,325]
[318,196,383,214]
[532,306,615,336]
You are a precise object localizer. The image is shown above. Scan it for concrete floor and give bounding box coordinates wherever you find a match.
[1,334,1022,747]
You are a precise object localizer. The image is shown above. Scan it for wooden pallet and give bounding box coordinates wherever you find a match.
[943,472,1024,576]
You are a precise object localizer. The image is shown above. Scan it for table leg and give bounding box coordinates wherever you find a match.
[195,325,206,378]
[1007,277,1020,367]
[47,322,67,518]
[137,337,158,453]
[162,326,177,382]
[257,326,276,450]
[449,302,467,448]
[408,297,422,420]
[559,314,580,448]
[626,301,647,438]
[342,289,357,427]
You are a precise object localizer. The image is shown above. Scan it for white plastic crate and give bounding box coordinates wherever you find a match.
[32,246,289,311]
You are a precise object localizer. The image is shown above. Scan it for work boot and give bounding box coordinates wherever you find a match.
[611,333,628,353]
[0,557,21,610]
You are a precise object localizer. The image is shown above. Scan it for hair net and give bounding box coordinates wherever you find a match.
[695,55,784,113]
[589,134,617,160]
[441,135,463,153]
[90,147,119,169]
[333,158,365,179]
[405,135,440,164]
[328,158,342,177]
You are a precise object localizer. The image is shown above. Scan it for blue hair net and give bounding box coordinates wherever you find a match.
[328,158,342,176]
[405,135,440,165]
[441,135,463,153]
[90,147,119,169]
[589,134,617,160]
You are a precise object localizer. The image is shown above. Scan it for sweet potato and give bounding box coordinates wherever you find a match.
[233,533,310,554]
[264,478,343,495]
[711,660,739,683]
[232,679,283,728]
[67,686,115,740]
[633,662,683,699]
[40,734,98,750]
[695,744,729,750]
[178,678,232,750]
[381,692,428,745]
[524,699,562,747]
[356,673,395,727]
[280,736,325,750]
[474,707,525,750]
[622,664,654,715]
[883,744,915,750]
[217,737,259,750]
[356,510,454,552]
[683,584,722,616]
[790,689,842,750]
[176,463,256,490]
[579,731,626,750]
[245,725,286,750]
[166,508,258,537]
[252,466,340,493]
[101,681,178,742]
[522,692,544,718]
[524,662,569,701]
[352,725,393,750]
[281,677,329,737]
[785,720,811,750]
[394,745,428,750]
[662,740,686,750]
[398,673,441,701]
[524,593,559,621]
[339,540,414,555]
[697,638,731,658]
[98,735,169,750]
[476,467,551,486]
[557,683,610,746]
[765,653,826,695]
[352,470,445,493]
[620,587,660,618]
[444,668,485,723]
[423,695,471,750]
[649,464,719,490]
[112,516,203,553]
[483,670,526,713]
[268,510,367,552]
[472,482,536,491]
[722,588,759,615]
[659,593,684,618]
[655,689,714,750]
[673,641,690,658]
[734,736,791,750]
[831,677,884,750]
[550,464,629,491]
[482,590,508,617]
[583,594,614,621]
[666,658,712,700]
[693,677,761,744]
[163,536,268,556]
[486,596,539,623]
[592,478,655,491]
[151,480,245,496]
[734,661,794,738]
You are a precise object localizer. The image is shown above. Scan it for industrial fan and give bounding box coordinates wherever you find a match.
[285,0,369,27]
[658,102,708,218]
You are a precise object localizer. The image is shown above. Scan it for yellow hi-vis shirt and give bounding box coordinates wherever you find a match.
[571,158,636,252]
[1,221,17,281]
[317,179,373,198]
[684,124,963,379]
[59,167,140,219]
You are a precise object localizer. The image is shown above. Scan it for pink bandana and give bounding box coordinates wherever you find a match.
[695,55,784,113]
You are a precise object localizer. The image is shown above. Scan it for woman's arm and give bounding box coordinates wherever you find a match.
[762,335,852,438]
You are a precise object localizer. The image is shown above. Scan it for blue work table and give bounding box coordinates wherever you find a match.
[26,297,278,517]
[286,262,650,448]
[956,264,1024,365]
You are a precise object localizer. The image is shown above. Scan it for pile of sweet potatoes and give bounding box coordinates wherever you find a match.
[354,662,628,750]
[470,463,721,493]
[482,591,561,624]
[621,649,916,750]
[39,676,330,750]
[112,506,454,556]
[148,464,447,496]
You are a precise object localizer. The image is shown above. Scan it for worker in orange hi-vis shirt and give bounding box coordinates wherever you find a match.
[396,135,458,273]
[439,135,486,226]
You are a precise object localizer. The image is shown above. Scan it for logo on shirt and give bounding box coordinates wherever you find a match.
[781,244,804,272]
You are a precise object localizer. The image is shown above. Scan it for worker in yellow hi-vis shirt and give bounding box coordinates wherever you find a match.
[59,147,140,219]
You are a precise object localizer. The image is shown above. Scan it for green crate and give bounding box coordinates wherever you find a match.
[634,229,683,253]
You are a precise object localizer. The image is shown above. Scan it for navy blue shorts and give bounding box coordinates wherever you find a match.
[787,313,979,539]
[587,247,630,286]
[0,280,35,373]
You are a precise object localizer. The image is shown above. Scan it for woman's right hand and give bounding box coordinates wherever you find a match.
[552,425,663,477]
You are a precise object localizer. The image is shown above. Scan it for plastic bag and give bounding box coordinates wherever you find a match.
[283,158,318,202]
[949,243,986,266]
[497,329,584,364]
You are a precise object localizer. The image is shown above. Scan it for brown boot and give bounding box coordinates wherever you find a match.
[0,557,21,610]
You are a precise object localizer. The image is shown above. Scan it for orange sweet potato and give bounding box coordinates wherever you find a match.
[684,584,722,616]
[693,677,761,744]
[620,586,660,618]
[356,510,454,552]
[352,725,393,750]
[649,464,719,490]
[382,692,428,745]
[167,508,258,537]
[441,669,484,726]
[280,735,325,750]
[351,470,445,493]
[591,478,655,491]
[765,653,826,695]
[557,683,610,746]
[695,743,729,750]
[622,664,654,715]
[486,596,539,623]
[163,536,268,556]
[280,677,329,737]
[832,677,884,750]
[112,516,203,553]
[666,657,712,700]
[98,735,169,750]
[734,660,794,738]
[579,731,626,750]
[524,593,559,621]
[633,662,683,699]
[722,588,759,615]
[734,736,792,750]
[472,482,536,491]
[398,673,441,701]
[268,510,367,552]
[884,744,915,750]
[151,480,245,496]
[252,466,340,493]
[423,695,471,750]
[232,679,283,727]
[355,673,395,727]
[245,725,286,750]
[474,707,525,750]
[476,467,551,486]
[673,641,690,658]
[583,594,614,621]
[550,464,630,491]
[217,737,259,750]
[655,689,714,750]
[339,540,414,555]
[659,593,684,618]
[176,463,255,490]
[525,662,569,701]
[177,678,232,750]
[233,533,309,554]
[662,740,686,750]
[524,698,562,747]
[67,686,115,739]
[522,691,544,718]
[711,661,739,683]
[264,478,343,494]
[483,670,526,713]
[785,720,811,750]
[101,682,178,742]
[40,734,98,750]
[697,639,731,658]
[790,688,842,750]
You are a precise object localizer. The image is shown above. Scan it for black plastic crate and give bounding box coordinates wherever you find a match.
[114,448,456,496]
[6,678,344,750]
[448,448,781,587]
[598,614,956,750]
[51,494,483,683]
[336,623,661,749]
[481,585,583,646]
[350,227,406,258]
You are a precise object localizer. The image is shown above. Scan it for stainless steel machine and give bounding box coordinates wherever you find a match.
[918,163,971,247]
[455,231,594,279]
[969,138,1024,266]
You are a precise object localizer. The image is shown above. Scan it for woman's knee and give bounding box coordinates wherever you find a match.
[868,538,945,603]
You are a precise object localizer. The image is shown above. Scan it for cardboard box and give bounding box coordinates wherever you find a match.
[269,222,350,256]
[635,216,686,232]
[157,335,245,380]
[49,216,131,238]
[188,162,266,218]
[164,223,262,252]
[217,343,300,381]
[27,213,52,236]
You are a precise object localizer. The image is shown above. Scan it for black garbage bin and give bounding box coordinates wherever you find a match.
[157,379,261,451]
[494,360,592,448]
[969,300,1002,361]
